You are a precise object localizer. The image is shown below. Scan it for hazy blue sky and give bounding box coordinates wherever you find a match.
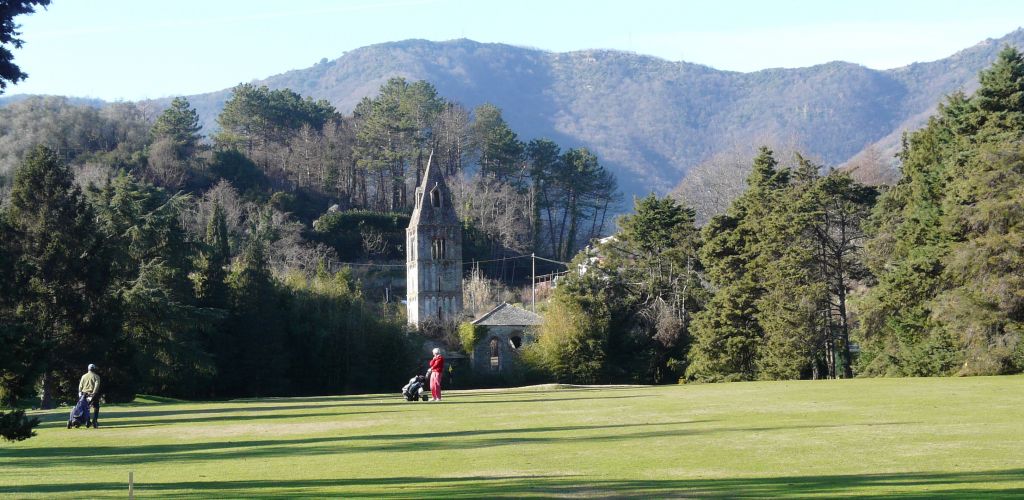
[7,0,1024,101]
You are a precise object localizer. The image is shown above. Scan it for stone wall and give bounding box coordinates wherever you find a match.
[472,325,534,374]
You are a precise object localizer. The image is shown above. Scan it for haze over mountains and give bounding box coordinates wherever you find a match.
[5,28,1024,201]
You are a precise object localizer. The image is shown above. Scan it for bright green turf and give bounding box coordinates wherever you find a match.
[2,376,1023,498]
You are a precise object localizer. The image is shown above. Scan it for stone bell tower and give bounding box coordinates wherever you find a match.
[406,153,463,326]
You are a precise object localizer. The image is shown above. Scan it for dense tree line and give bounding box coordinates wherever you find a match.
[0,74,619,424]
[528,48,1024,384]
[527,153,876,384]
[199,78,619,260]
[856,47,1024,376]
[684,149,876,381]
[0,146,414,410]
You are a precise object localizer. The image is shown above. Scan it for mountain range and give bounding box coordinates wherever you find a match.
[5,29,1024,201]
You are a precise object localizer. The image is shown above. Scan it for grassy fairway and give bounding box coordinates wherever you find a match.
[2,376,1023,498]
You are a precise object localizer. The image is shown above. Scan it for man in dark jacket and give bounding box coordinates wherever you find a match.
[78,364,101,428]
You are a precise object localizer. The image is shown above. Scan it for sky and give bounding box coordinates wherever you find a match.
[6,0,1024,101]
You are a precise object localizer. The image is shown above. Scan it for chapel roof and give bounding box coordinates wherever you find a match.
[471,302,543,327]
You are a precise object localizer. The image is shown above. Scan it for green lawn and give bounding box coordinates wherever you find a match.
[2,376,1023,498]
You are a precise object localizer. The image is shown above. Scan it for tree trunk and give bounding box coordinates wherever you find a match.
[39,371,55,410]
[837,261,854,379]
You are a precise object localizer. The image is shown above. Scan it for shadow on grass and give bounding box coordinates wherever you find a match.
[36,409,409,429]
[31,402,363,421]
[29,403,371,429]
[29,393,650,432]
[7,420,932,470]
[4,469,1023,498]
[445,385,650,397]
[31,393,649,425]
[2,421,710,467]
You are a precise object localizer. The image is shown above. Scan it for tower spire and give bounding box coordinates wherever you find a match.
[406,151,463,327]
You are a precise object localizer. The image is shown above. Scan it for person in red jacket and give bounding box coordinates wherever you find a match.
[428,348,445,401]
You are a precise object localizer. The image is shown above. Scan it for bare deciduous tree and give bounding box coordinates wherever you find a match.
[144,137,189,189]
[450,172,533,253]
[672,139,815,225]
[463,266,515,318]
[360,224,388,256]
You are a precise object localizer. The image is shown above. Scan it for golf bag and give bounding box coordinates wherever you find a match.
[402,375,429,401]
[68,394,91,428]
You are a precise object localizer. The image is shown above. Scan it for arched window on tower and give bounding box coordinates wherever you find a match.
[430,186,441,208]
[432,238,446,259]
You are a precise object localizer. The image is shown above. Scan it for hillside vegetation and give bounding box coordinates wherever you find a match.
[5,32,1023,200]
[157,30,1024,196]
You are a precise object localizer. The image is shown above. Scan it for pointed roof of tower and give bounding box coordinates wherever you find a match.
[409,151,459,227]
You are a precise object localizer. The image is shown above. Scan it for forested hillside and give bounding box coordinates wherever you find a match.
[528,48,1024,385]
[6,31,1022,203]
[150,29,1024,196]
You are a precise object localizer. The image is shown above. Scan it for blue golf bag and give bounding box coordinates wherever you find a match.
[68,394,91,428]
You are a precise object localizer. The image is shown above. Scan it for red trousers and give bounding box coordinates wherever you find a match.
[429,370,442,400]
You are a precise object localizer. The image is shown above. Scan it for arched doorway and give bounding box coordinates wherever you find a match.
[489,337,500,371]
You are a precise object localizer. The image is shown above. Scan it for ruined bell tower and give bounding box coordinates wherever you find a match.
[406,154,463,326]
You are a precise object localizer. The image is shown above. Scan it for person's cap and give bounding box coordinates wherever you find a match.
[88,363,97,371]
[432,347,441,355]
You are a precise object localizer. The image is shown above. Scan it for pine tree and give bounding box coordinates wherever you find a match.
[932,49,1024,374]
[151,97,202,153]
[91,174,217,397]
[4,146,108,407]
[0,216,36,405]
[0,1,50,93]
[351,78,443,210]
[752,171,821,380]
[687,147,789,381]
[526,138,561,253]
[471,103,525,186]
[224,208,288,396]
[858,47,1024,376]
[615,195,707,382]
[814,172,877,376]
[195,200,231,309]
